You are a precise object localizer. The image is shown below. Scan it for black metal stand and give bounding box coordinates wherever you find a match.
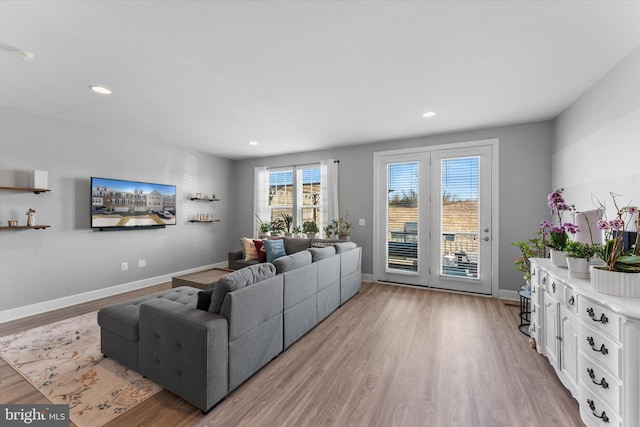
[518,288,531,336]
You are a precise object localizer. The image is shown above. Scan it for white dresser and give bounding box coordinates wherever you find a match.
[530,259,640,427]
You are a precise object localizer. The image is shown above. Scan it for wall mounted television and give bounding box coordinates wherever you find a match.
[91,177,177,230]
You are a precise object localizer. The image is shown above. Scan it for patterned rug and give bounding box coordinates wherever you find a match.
[0,311,162,427]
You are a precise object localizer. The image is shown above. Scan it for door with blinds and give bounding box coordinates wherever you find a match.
[374,144,493,294]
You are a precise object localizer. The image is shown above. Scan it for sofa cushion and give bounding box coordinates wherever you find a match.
[243,238,258,261]
[263,239,287,262]
[283,238,312,254]
[334,242,357,253]
[209,263,277,313]
[307,246,336,262]
[272,250,312,274]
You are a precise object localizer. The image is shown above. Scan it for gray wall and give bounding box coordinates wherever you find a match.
[0,106,234,312]
[232,121,554,293]
[553,45,640,212]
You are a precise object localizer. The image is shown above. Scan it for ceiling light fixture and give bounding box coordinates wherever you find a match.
[0,42,35,62]
[90,85,112,95]
[422,111,436,118]
[249,141,259,146]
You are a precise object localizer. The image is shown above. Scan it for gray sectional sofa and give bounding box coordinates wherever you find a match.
[97,242,362,413]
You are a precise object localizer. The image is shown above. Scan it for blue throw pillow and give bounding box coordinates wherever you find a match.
[263,239,287,263]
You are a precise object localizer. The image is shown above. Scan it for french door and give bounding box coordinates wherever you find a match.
[374,143,494,295]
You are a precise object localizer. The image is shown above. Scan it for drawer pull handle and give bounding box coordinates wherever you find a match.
[542,277,546,285]
[587,368,609,389]
[586,307,608,324]
[587,399,609,423]
[568,296,575,306]
[552,282,556,293]
[587,337,609,355]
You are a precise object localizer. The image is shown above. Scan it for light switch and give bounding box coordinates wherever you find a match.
[359,218,365,226]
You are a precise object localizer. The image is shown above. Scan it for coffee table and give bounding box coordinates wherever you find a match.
[172,267,233,290]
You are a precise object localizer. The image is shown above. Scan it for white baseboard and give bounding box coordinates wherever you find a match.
[498,289,519,301]
[0,261,228,324]
[361,273,373,282]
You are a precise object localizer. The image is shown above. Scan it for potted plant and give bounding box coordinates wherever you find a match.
[538,188,579,267]
[281,213,294,237]
[334,212,352,240]
[302,220,318,238]
[270,218,286,236]
[256,215,271,237]
[323,223,334,239]
[511,236,546,288]
[292,225,302,237]
[564,240,598,279]
[591,192,640,296]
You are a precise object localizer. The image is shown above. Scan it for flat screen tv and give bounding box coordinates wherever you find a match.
[91,177,177,230]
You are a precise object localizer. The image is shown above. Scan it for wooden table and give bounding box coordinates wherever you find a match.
[172,267,232,290]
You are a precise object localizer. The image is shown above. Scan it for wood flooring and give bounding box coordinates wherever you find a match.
[0,282,583,427]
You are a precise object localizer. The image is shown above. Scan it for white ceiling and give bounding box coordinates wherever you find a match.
[1,1,639,160]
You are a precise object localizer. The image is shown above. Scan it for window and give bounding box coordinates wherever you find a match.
[265,165,322,228]
[255,160,339,237]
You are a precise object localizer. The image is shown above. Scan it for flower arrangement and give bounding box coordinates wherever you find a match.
[539,188,579,250]
[593,192,640,273]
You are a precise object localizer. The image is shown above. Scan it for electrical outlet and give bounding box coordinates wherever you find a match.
[139,259,147,268]
[121,262,128,271]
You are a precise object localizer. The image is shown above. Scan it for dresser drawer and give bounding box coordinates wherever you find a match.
[546,274,565,303]
[580,299,621,341]
[580,324,621,377]
[579,352,621,414]
[579,383,621,427]
[564,286,578,313]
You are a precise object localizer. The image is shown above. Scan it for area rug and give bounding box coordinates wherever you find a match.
[0,311,163,427]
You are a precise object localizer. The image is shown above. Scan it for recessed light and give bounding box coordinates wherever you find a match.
[90,85,112,95]
[422,111,436,118]
[249,141,259,146]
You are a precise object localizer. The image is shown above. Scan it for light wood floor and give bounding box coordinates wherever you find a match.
[0,282,583,426]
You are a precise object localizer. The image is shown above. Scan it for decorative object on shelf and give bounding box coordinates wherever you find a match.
[196,192,202,199]
[589,192,640,297]
[302,220,318,238]
[26,208,35,226]
[7,220,18,227]
[539,188,579,267]
[31,170,48,189]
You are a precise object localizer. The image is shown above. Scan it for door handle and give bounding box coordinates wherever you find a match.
[482,237,489,241]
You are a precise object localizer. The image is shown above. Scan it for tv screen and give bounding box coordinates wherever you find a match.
[91,177,176,230]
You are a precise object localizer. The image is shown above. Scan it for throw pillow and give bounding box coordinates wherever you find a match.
[272,250,312,274]
[308,246,336,262]
[243,237,258,261]
[196,289,214,311]
[209,263,277,313]
[253,239,267,263]
[334,242,357,253]
[311,241,334,248]
[263,239,287,263]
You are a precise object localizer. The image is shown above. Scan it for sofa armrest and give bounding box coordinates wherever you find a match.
[228,249,244,270]
[138,299,228,412]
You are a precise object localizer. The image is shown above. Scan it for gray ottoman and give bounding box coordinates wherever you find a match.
[97,287,200,370]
